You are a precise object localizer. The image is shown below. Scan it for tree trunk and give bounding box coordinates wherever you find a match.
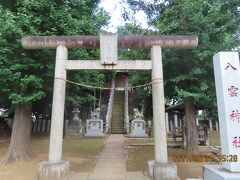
[1,104,32,164]
[185,101,199,155]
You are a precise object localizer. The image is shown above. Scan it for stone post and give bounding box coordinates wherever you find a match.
[148,46,178,180]
[183,125,186,148]
[209,119,213,131]
[165,112,169,133]
[216,120,219,131]
[179,118,182,129]
[47,120,51,133]
[33,119,38,133]
[42,119,46,133]
[174,113,178,131]
[170,120,173,132]
[38,117,42,133]
[38,45,69,180]
[172,120,177,142]
[196,118,199,126]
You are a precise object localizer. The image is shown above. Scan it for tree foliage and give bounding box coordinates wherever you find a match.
[161,0,239,110]
[127,0,239,112]
[0,0,110,163]
[125,0,239,155]
[0,0,110,109]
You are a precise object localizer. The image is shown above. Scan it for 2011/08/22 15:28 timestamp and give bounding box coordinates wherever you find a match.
[171,154,238,163]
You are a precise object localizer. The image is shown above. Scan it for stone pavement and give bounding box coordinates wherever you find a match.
[69,134,149,180]
[87,134,126,180]
[70,172,148,180]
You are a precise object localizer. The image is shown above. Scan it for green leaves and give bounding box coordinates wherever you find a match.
[156,0,239,109]
[0,0,109,108]
[20,75,43,91]
[9,91,45,104]
[66,70,107,106]
[125,0,239,113]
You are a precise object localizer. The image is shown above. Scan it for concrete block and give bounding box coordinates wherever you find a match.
[203,165,240,180]
[148,160,179,180]
[38,160,69,180]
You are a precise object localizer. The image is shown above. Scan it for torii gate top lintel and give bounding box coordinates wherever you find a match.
[21,35,198,49]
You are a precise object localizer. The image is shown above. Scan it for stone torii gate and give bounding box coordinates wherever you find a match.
[22,34,198,180]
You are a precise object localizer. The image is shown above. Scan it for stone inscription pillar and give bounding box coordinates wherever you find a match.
[204,52,240,179]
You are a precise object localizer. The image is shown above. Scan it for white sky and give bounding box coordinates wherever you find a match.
[98,0,149,32]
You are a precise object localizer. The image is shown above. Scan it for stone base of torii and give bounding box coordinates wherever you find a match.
[22,34,198,180]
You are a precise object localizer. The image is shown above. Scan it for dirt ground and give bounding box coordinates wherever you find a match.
[0,131,220,180]
[0,136,104,180]
[125,131,221,180]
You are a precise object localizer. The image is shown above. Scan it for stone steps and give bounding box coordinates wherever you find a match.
[111,127,124,130]
[111,125,123,127]
[111,113,124,116]
[112,115,124,117]
[111,124,124,127]
[110,90,125,134]
[111,119,123,121]
[111,125,124,128]
[111,131,124,134]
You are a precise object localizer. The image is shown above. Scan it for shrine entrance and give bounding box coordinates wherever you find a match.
[22,34,198,180]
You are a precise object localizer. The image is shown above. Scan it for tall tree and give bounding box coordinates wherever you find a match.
[127,0,239,154]
[0,0,109,163]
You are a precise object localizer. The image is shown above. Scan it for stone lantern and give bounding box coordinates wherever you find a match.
[72,105,80,122]
[66,105,82,136]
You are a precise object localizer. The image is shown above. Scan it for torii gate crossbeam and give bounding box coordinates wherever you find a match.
[22,35,198,49]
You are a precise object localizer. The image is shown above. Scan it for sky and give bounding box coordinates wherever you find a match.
[98,0,149,32]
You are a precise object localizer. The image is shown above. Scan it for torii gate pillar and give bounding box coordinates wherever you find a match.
[22,34,198,180]
[38,45,69,180]
[148,46,178,179]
